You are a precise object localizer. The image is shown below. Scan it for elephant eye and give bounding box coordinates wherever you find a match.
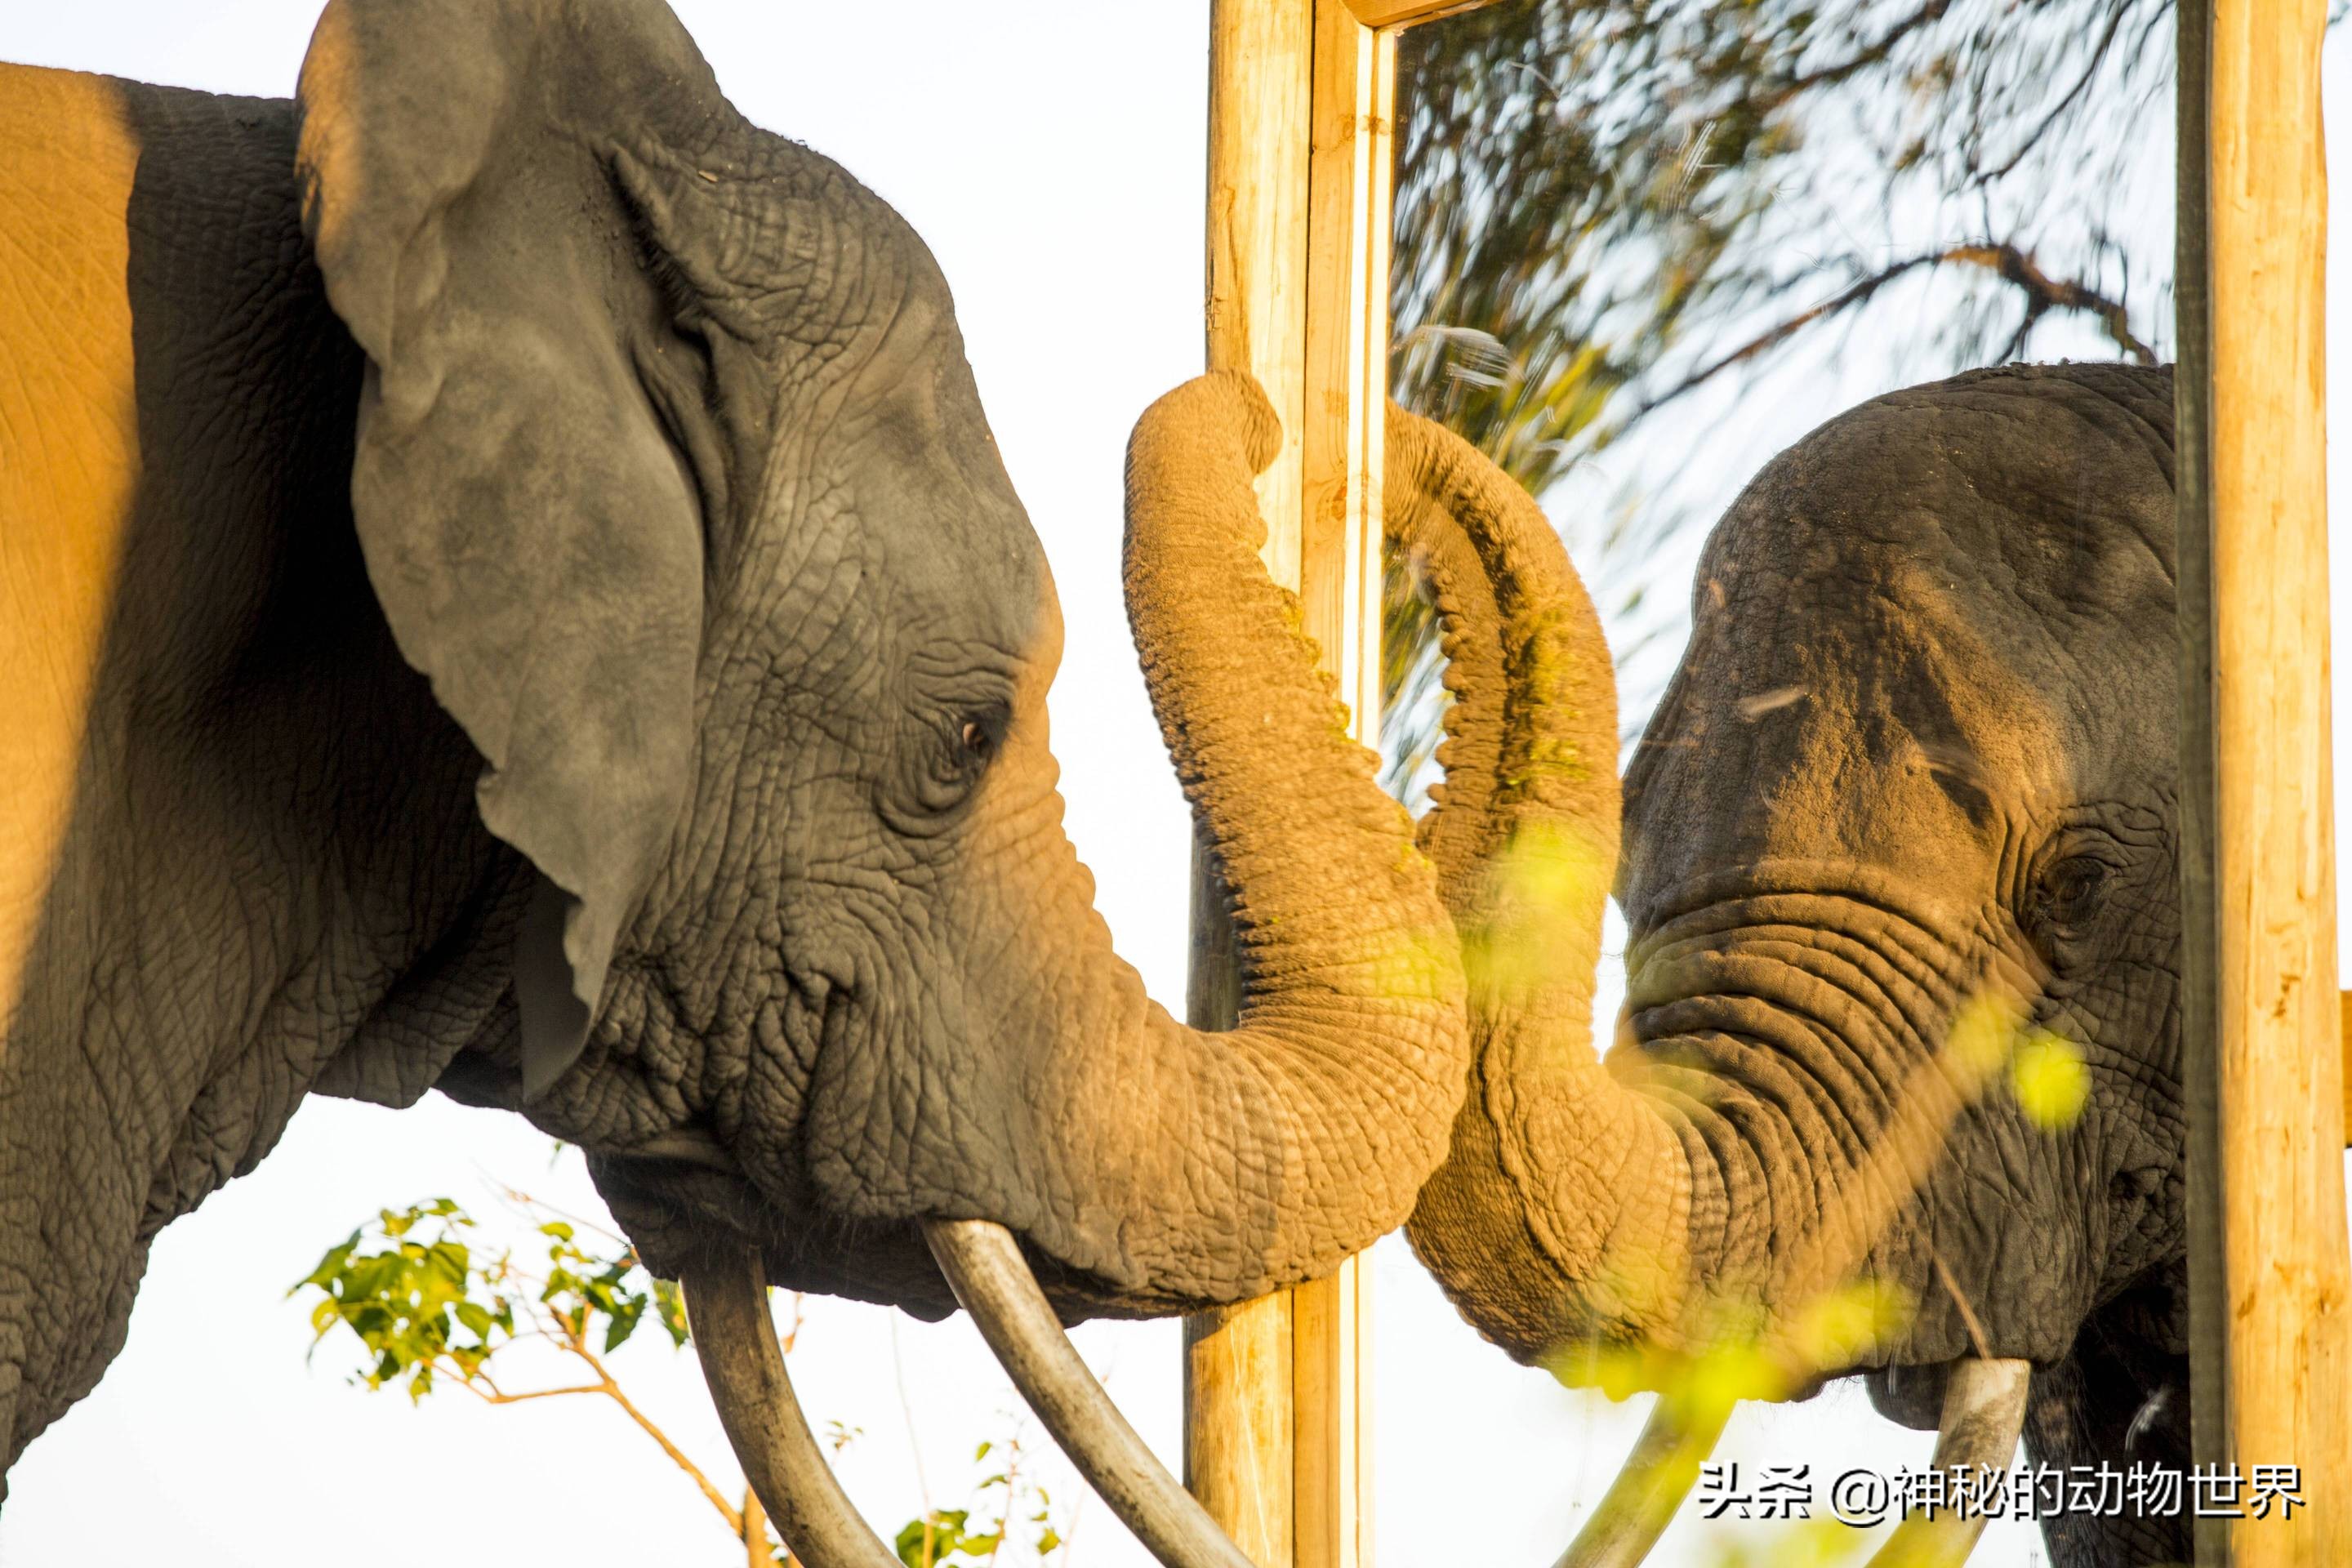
[901,697,1012,819]
[921,705,1007,798]
[2034,853,2110,929]
[956,703,1010,766]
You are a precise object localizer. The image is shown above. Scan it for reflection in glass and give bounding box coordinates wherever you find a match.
[1374,4,2177,1564]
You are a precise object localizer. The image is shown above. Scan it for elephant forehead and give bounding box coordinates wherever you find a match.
[866,492,1056,666]
[1630,371,2182,900]
[1717,363,2176,623]
[830,325,1057,664]
[1697,367,2177,781]
[1665,570,2066,884]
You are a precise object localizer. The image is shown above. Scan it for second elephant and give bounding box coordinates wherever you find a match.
[1397,363,2189,1568]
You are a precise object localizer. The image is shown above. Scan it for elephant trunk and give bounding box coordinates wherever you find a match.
[759,372,1484,1565]
[1388,406,2003,1360]
[1384,405,1704,1353]
[983,370,1468,1307]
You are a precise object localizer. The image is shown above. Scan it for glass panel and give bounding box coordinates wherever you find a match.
[1376,2,2176,1561]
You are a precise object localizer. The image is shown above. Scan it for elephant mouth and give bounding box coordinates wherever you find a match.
[590,1132,957,1317]
[595,1133,1254,1567]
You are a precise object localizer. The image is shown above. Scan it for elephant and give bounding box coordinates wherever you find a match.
[1391,362,2192,1568]
[0,0,1619,1557]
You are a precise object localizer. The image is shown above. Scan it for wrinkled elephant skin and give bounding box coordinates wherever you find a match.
[0,0,1478,1512]
[1400,365,2189,1568]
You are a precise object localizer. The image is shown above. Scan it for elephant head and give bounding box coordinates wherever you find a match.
[283,0,1500,1555]
[1396,363,2186,1568]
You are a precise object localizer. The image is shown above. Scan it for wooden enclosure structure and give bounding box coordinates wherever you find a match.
[1185,2,2349,1566]
[2177,2,2348,1566]
[1183,4,1492,1566]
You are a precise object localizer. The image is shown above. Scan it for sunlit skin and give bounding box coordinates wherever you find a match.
[1392,368,2195,1568]
[0,69,140,1030]
[0,57,501,1478]
[0,5,1508,1527]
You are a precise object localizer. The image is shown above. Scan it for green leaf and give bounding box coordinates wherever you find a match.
[290,1232,362,1296]
[895,1509,972,1568]
[652,1276,689,1347]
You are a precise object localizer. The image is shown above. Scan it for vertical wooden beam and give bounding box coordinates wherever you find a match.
[1203,0,1315,578]
[1293,16,1394,1568]
[2175,5,2226,1561]
[2180,2,2350,1563]
[1187,4,1316,1563]
[1187,4,1394,1566]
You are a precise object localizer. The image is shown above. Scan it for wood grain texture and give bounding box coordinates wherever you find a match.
[1339,0,1497,27]
[2182,1,2350,1561]
[1290,18,1392,1568]
[1187,3,1316,1561]
[1186,6,1396,1565]
[1204,0,1314,588]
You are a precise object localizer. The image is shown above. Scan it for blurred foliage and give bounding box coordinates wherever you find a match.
[294,1191,1068,1567]
[1381,0,2215,799]
[296,1197,685,1402]
[2011,1031,2092,1129]
[1533,984,2086,1548]
[1698,1517,1875,1566]
[895,1436,1063,1568]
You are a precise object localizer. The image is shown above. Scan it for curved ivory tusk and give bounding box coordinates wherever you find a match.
[681,1248,901,1568]
[1864,1356,2032,1568]
[922,1217,1256,1568]
[1549,1392,1736,1568]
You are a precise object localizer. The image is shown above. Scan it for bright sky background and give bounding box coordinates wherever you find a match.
[1,7,2346,1567]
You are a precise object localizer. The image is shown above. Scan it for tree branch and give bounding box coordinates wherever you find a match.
[1626,238,2155,424]
[1757,0,1954,114]
[1967,0,2136,185]
[462,1379,608,1406]
[1944,241,2157,363]
[559,1318,746,1537]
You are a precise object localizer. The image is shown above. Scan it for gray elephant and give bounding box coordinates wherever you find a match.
[0,1,1599,1557]
[1393,363,2190,1568]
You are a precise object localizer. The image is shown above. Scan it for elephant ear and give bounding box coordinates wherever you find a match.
[296,0,728,1098]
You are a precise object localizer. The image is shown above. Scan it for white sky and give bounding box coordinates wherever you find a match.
[2,7,2346,1567]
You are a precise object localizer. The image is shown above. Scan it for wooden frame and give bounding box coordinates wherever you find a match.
[1191,3,2349,1565]
[1183,4,1465,1566]
[2176,2,2348,1564]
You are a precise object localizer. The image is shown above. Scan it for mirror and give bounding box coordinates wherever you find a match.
[1374,2,2178,1562]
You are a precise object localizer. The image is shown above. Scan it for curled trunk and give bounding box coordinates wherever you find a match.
[692,376,1498,1566]
[996,371,1472,1307]
[1386,405,1702,1354]
[1390,396,2036,1401]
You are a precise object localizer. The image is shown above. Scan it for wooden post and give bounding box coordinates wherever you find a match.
[1186,3,1316,1561]
[1292,18,1394,1568]
[1185,3,1396,1566]
[2177,2,2350,1564]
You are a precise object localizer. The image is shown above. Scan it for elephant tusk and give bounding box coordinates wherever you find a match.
[1862,1356,2031,1568]
[922,1217,1257,1568]
[1548,1391,1735,1568]
[682,1247,900,1568]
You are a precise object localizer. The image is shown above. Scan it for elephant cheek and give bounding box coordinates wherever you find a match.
[1619,885,2098,1368]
